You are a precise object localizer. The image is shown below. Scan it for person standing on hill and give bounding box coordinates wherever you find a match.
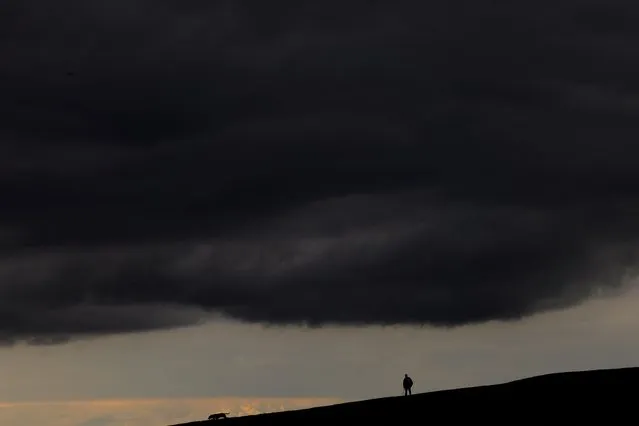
[402,374,413,396]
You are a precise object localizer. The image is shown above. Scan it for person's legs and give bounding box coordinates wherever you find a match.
[408,387,412,395]
[404,388,408,396]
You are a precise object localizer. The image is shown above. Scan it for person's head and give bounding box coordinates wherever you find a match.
[405,374,408,377]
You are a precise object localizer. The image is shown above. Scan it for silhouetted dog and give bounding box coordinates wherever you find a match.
[208,412,230,420]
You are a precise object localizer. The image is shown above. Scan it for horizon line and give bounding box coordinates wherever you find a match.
[0,396,344,407]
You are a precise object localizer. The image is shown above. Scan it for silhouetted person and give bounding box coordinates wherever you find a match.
[403,374,413,396]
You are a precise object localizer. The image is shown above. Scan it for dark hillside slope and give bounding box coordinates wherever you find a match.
[171,367,639,425]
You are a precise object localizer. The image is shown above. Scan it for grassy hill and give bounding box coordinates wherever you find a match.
[170,367,638,425]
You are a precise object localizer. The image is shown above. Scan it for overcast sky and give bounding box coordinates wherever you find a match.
[2,1,639,425]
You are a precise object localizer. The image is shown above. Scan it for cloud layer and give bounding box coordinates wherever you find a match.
[2,0,639,342]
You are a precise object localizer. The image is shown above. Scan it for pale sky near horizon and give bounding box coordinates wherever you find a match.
[1,283,639,425]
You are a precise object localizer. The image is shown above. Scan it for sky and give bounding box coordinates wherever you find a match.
[2,0,639,425]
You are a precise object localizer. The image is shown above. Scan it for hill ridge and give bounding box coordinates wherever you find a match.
[170,366,639,425]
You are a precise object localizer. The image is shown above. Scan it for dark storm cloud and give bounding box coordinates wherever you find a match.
[1,0,639,343]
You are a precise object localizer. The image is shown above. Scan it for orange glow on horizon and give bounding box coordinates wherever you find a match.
[0,396,345,426]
